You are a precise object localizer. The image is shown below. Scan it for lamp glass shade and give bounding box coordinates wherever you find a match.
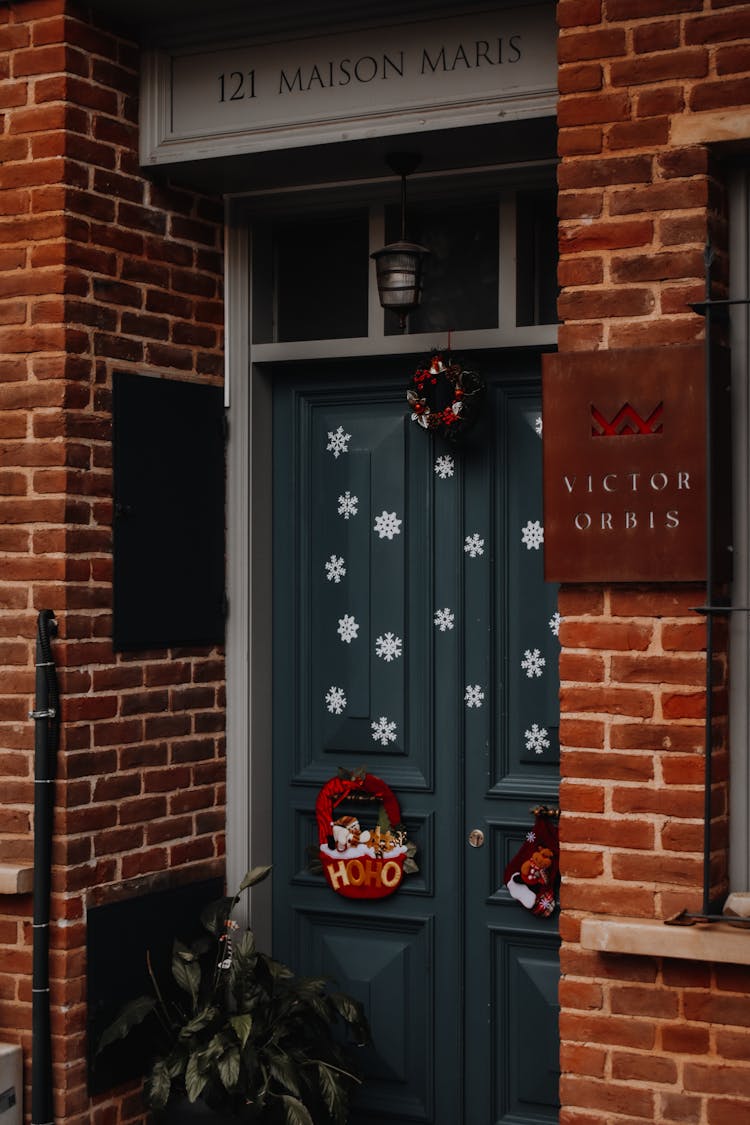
[371,240,430,315]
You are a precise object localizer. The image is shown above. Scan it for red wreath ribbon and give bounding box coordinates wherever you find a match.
[315,772,401,844]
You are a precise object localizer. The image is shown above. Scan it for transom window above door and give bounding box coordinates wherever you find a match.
[248,173,558,360]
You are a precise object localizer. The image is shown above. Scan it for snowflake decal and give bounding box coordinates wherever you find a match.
[549,611,562,637]
[337,614,360,644]
[535,415,543,437]
[521,520,544,551]
[526,831,537,843]
[464,684,485,709]
[373,510,402,540]
[524,723,551,754]
[464,533,485,558]
[325,555,346,583]
[434,607,455,632]
[326,425,351,458]
[434,454,455,480]
[375,632,403,662]
[337,491,359,519]
[521,648,546,678]
[371,715,397,746]
[325,686,347,715]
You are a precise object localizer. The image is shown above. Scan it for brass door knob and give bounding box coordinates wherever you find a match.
[468,829,485,848]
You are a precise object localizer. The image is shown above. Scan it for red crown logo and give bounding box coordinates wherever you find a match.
[591,402,663,437]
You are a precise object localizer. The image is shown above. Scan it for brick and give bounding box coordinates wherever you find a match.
[558,155,653,190]
[559,219,653,252]
[716,44,750,77]
[559,653,605,681]
[611,654,705,686]
[558,92,630,127]
[560,1075,654,1119]
[659,1091,704,1122]
[685,10,750,45]
[559,126,604,156]
[561,848,604,877]
[557,0,602,28]
[559,719,605,749]
[611,249,705,284]
[607,0,701,16]
[611,49,708,87]
[563,749,654,781]
[564,816,654,850]
[684,1063,750,1097]
[558,191,604,220]
[661,1023,710,1055]
[558,28,627,64]
[563,620,654,651]
[708,1100,750,1125]
[559,63,603,94]
[684,993,750,1027]
[561,881,657,916]
[559,979,603,1010]
[607,117,670,150]
[690,77,750,113]
[561,686,654,718]
[559,258,604,286]
[611,1051,677,1085]
[558,287,655,320]
[610,180,708,215]
[612,852,703,886]
[634,20,680,54]
[559,1043,606,1079]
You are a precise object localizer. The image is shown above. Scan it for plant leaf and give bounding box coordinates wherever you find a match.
[172,943,201,1008]
[96,995,156,1055]
[144,1058,172,1110]
[217,1044,241,1090]
[178,1006,218,1040]
[269,1053,302,1097]
[280,1094,314,1125]
[200,896,233,936]
[238,865,272,892]
[185,1052,210,1103]
[317,1062,343,1120]
[230,1013,253,1048]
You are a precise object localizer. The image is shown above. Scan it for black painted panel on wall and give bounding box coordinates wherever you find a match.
[113,372,225,650]
[87,877,224,1094]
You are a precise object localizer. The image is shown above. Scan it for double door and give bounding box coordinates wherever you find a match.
[272,353,560,1124]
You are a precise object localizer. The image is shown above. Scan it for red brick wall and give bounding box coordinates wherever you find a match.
[0,3,225,1121]
[557,1,750,1122]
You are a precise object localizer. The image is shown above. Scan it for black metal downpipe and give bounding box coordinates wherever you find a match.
[30,609,59,1125]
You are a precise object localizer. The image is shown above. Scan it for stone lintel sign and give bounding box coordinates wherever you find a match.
[140,4,556,165]
[542,346,708,583]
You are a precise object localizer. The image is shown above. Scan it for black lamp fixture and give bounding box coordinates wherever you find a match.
[371,152,430,333]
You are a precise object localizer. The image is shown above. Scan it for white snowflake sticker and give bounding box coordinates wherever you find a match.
[325,555,346,583]
[521,520,544,550]
[373,510,402,540]
[521,648,546,678]
[337,614,360,644]
[337,491,359,519]
[375,632,402,662]
[524,723,550,754]
[326,425,351,458]
[434,454,455,480]
[535,415,543,437]
[549,612,562,637]
[371,715,397,745]
[526,830,537,843]
[434,607,455,632]
[464,533,485,558]
[464,684,485,709]
[325,686,347,715]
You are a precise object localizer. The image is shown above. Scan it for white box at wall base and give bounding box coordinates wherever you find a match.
[0,1044,21,1124]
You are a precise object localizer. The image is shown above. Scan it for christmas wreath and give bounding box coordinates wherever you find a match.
[315,768,417,900]
[406,352,485,440]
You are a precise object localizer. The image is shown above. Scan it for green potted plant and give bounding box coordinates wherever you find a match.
[97,867,368,1124]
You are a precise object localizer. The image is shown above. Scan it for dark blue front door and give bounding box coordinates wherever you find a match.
[272,353,560,1124]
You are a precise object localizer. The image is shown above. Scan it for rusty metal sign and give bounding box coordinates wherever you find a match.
[542,346,708,583]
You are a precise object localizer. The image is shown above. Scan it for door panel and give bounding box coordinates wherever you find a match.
[272,355,559,1125]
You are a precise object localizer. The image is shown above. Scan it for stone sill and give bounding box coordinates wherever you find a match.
[0,864,33,895]
[581,916,750,966]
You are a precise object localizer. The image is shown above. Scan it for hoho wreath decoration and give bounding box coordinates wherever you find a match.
[315,769,417,899]
[407,352,485,440]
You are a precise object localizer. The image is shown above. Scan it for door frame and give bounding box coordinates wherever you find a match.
[223,172,559,947]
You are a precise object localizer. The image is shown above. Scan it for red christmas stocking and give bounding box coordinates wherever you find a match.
[504,812,559,917]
